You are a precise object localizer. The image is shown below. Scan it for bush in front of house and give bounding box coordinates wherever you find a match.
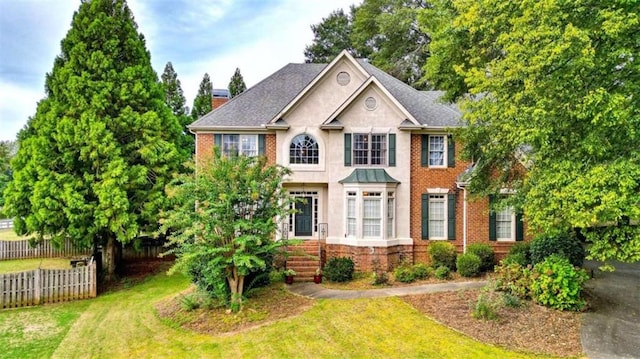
[434,265,451,280]
[428,242,457,271]
[530,255,589,311]
[530,231,585,267]
[494,261,533,299]
[323,257,355,282]
[466,243,495,272]
[502,242,532,266]
[412,263,432,280]
[394,262,416,283]
[456,253,482,277]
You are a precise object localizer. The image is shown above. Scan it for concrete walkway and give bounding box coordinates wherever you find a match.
[287,280,487,299]
[581,261,640,359]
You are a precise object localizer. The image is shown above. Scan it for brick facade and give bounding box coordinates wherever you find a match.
[325,244,414,272]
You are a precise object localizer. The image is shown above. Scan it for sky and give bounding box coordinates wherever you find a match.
[0,0,360,142]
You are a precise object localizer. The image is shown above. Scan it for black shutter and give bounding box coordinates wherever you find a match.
[489,195,497,241]
[388,133,396,167]
[214,134,222,149]
[448,193,456,240]
[515,212,524,241]
[344,134,352,166]
[447,135,455,167]
[421,194,429,239]
[421,135,428,167]
[258,134,265,155]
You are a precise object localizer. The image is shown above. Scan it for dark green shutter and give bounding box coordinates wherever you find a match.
[448,193,456,240]
[214,134,222,149]
[344,133,352,166]
[421,194,429,239]
[258,134,265,155]
[515,213,524,241]
[421,135,428,167]
[388,133,396,167]
[489,195,497,241]
[447,135,455,168]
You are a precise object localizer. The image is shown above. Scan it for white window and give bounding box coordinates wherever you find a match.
[363,192,382,237]
[429,194,446,239]
[497,206,515,241]
[387,192,395,238]
[429,135,445,167]
[222,134,257,156]
[353,134,386,165]
[289,134,319,164]
[346,192,357,237]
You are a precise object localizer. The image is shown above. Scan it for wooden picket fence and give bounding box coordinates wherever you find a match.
[0,257,97,309]
[0,238,91,260]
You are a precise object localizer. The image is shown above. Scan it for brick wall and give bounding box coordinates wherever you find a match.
[195,133,214,162]
[325,244,413,271]
[265,134,276,165]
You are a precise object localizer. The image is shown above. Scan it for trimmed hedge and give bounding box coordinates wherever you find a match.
[323,257,355,282]
[428,242,457,270]
[530,231,585,267]
[467,243,495,272]
[503,242,532,266]
[457,253,481,277]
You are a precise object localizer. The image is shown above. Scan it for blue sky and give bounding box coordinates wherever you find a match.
[0,0,359,141]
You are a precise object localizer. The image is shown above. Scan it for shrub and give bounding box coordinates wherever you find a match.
[502,292,523,308]
[505,242,531,265]
[394,263,416,283]
[412,263,432,280]
[494,262,533,299]
[530,255,589,311]
[530,231,585,267]
[428,242,457,270]
[371,258,389,286]
[434,265,451,280]
[472,293,499,320]
[323,257,355,282]
[467,243,495,272]
[457,253,482,277]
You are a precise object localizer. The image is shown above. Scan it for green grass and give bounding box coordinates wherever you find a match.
[0,271,562,358]
[0,258,71,274]
[0,228,28,241]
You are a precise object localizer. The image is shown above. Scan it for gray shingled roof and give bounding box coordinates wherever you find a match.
[189,63,326,129]
[189,59,461,130]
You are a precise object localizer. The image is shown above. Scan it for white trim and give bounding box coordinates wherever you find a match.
[426,188,450,194]
[326,236,413,247]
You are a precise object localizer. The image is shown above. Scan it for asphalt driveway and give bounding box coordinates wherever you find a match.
[581,261,640,359]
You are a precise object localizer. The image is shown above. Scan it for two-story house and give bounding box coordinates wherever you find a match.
[189,51,525,272]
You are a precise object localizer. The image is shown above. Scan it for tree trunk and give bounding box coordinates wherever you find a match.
[104,236,118,282]
[228,267,245,312]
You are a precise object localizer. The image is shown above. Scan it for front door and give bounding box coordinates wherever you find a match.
[295,197,313,236]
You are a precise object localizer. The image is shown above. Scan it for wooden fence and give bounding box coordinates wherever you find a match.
[0,238,91,261]
[1,258,97,309]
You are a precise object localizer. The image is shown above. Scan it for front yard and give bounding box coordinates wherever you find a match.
[0,262,571,358]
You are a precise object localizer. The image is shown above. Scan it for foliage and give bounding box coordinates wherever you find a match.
[427,242,457,270]
[161,153,294,312]
[494,262,533,299]
[228,67,247,98]
[371,258,389,285]
[456,253,481,277]
[283,268,297,277]
[0,140,16,217]
[502,292,523,308]
[412,263,432,279]
[472,293,500,320]
[3,0,182,279]
[190,73,212,120]
[323,257,355,282]
[434,265,450,280]
[161,61,193,161]
[531,255,589,311]
[466,243,495,272]
[530,231,585,267]
[421,0,640,264]
[393,261,416,283]
[503,242,532,266]
[304,8,359,63]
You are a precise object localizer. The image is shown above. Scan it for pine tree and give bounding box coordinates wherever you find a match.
[3,0,182,279]
[191,73,213,120]
[161,61,193,160]
[228,68,247,98]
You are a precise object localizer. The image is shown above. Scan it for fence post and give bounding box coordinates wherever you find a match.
[34,268,41,305]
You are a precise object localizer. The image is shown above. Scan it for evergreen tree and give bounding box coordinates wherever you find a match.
[161,61,193,160]
[304,8,357,63]
[0,140,16,217]
[3,0,182,279]
[191,73,213,120]
[228,68,247,98]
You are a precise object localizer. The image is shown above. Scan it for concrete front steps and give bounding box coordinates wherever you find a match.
[285,240,323,282]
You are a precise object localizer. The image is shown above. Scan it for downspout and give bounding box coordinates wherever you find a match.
[456,182,468,254]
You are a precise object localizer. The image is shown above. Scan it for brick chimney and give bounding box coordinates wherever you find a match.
[212,88,230,109]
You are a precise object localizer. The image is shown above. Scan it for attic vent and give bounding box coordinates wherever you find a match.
[337,71,351,86]
[365,96,377,110]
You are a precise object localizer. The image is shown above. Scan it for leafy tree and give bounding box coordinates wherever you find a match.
[304,8,358,63]
[422,0,640,265]
[228,67,247,98]
[161,61,193,160]
[3,0,182,279]
[0,140,16,217]
[191,73,212,120]
[352,0,431,88]
[161,153,295,312]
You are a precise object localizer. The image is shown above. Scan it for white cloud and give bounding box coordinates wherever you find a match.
[0,81,44,141]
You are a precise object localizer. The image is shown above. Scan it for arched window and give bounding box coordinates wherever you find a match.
[289,134,319,164]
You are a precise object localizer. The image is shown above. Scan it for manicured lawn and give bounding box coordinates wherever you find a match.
[0,228,27,241]
[0,271,562,358]
[0,258,71,274]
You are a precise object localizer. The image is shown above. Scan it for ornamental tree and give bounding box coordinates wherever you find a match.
[3,0,182,279]
[161,153,295,312]
[228,67,247,98]
[421,0,640,265]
